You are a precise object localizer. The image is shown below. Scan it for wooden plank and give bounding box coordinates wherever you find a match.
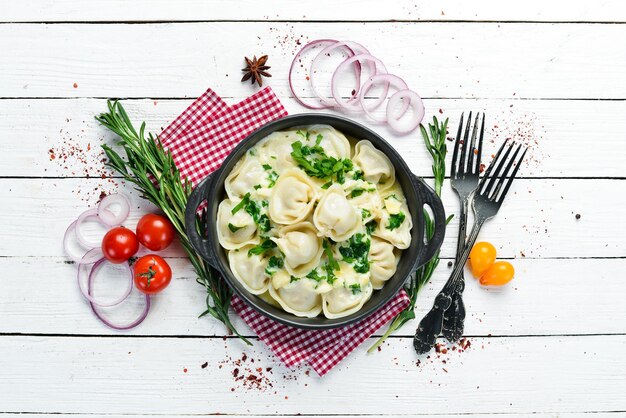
[2,0,626,23]
[0,257,624,337]
[0,335,624,415]
[0,177,622,259]
[1,23,625,99]
[2,97,625,179]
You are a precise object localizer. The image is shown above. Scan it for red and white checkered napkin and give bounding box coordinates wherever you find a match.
[160,87,410,376]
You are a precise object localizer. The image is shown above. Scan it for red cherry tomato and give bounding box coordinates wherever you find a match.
[133,255,172,294]
[136,214,176,251]
[469,242,497,279]
[480,261,515,286]
[101,226,139,264]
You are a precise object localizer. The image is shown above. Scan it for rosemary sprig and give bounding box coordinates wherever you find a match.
[368,116,450,353]
[95,100,251,345]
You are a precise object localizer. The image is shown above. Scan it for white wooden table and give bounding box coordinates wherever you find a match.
[1,1,625,416]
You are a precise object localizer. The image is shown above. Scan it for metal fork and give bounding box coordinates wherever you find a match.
[413,140,528,355]
[442,112,485,343]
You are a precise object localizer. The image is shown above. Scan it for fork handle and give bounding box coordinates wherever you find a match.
[442,198,469,342]
[414,217,485,354]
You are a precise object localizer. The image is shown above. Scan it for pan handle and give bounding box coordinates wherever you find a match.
[184,174,217,267]
[412,174,447,268]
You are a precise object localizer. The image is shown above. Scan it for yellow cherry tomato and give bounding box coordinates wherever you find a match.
[479,261,515,286]
[468,242,497,279]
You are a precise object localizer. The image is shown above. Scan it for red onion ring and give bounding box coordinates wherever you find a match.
[77,255,133,307]
[310,41,370,108]
[74,208,110,249]
[331,54,387,110]
[288,39,339,110]
[359,74,409,123]
[97,193,131,227]
[386,89,426,134]
[89,276,151,331]
[64,220,87,263]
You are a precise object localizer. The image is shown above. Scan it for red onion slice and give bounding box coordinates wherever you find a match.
[310,41,370,108]
[98,193,131,227]
[331,54,387,110]
[64,220,104,263]
[75,208,110,249]
[386,89,426,134]
[89,276,150,331]
[288,39,339,109]
[77,255,133,307]
[359,74,409,123]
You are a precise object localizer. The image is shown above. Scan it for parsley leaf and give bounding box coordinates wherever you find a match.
[339,233,370,274]
[306,269,325,282]
[365,220,378,235]
[228,223,244,233]
[244,199,271,233]
[264,256,284,276]
[248,239,276,256]
[352,170,364,180]
[231,193,250,215]
[386,212,406,230]
[361,208,371,220]
[350,188,366,198]
[321,180,332,189]
[267,170,279,188]
[349,283,362,294]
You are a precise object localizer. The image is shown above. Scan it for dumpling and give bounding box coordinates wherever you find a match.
[269,270,323,318]
[313,184,361,242]
[271,222,323,277]
[304,124,351,159]
[369,237,399,289]
[345,181,383,223]
[224,153,268,200]
[228,247,270,294]
[269,169,319,225]
[256,130,300,173]
[353,140,395,191]
[372,192,413,249]
[216,199,259,250]
[322,262,373,319]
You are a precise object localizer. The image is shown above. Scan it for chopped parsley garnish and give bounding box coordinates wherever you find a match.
[306,269,325,283]
[386,212,406,230]
[231,193,250,215]
[262,164,272,170]
[290,140,353,183]
[253,184,261,190]
[352,170,364,180]
[365,220,378,235]
[248,149,257,156]
[350,188,366,198]
[349,283,362,294]
[290,275,300,283]
[321,180,332,189]
[339,233,370,274]
[248,239,276,256]
[232,197,270,233]
[264,256,284,276]
[227,223,244,233]
[361,208,371,220]
[352,187,375,198]
[267,170,279,188]
[323,239,340,271]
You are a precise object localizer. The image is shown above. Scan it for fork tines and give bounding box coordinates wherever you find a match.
[451,111,485,177]
[478,140,528,203]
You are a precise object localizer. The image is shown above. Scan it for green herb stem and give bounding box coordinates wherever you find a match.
[368,116,450,353]
[96,100,251,346]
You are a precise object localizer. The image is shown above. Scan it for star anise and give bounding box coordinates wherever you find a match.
[241,55,272,87]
